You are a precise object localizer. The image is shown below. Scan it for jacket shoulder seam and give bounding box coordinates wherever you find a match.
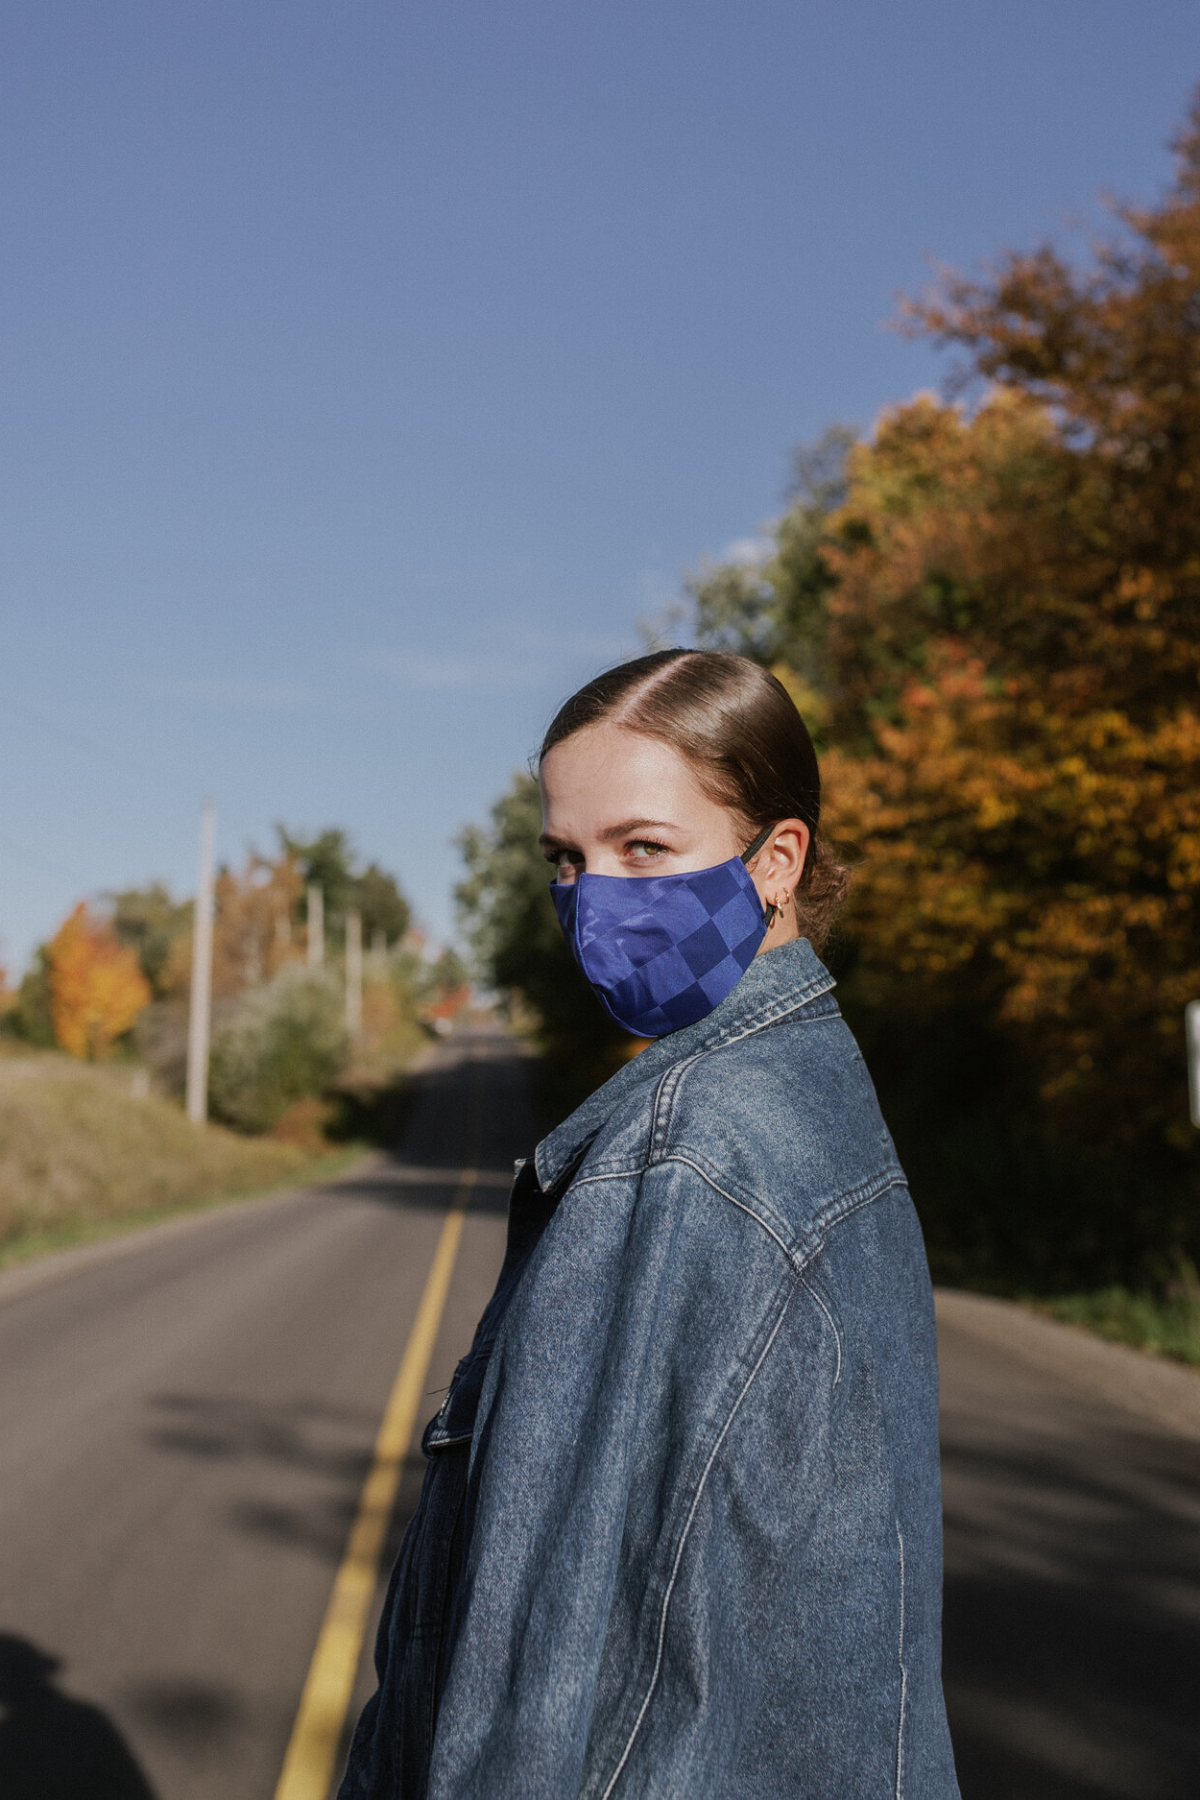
[657,1153,797,1263]
[655,1150,907,1273]
[647,993,837,1158]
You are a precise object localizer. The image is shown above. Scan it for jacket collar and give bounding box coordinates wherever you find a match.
[534,936,835,1193]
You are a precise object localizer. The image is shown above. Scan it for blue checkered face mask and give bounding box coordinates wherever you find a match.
[550,825,774,1038]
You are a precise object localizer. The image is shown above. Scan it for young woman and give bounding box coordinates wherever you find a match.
[340,650,959,1799]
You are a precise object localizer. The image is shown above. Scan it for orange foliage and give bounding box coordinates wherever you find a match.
[158,851,305,1002]
[210,851,305,999]
[820,386,1200,1145]
[47,903,152,1060]
[801,99,1200,1150]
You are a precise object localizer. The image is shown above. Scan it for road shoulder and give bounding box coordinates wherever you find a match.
[935,1287,1200,1442]
[0,1152,380,1310]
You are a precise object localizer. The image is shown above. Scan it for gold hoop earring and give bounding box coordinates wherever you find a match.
[766,892,794,930]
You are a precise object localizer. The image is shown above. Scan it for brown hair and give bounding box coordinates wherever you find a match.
[540,649,849,950]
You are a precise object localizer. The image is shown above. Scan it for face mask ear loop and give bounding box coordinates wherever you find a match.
[742,823,777,927]
[741,823,775,865]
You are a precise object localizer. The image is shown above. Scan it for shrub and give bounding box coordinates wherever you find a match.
[208,965,348,1133]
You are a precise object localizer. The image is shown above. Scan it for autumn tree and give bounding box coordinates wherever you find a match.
[46,903,151,1059]
[674,94,1200,1284]
[208,851,306,999]
[821,92,1200,1144]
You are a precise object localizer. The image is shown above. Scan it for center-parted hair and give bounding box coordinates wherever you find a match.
[540,649,848,949]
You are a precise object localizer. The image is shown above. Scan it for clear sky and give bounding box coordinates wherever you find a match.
[2,0,1198,969]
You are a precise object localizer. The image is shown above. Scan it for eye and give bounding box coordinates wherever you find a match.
[626,839,669,864]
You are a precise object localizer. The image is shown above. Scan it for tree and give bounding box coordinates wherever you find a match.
[46,903,151,1060]
[7,950,55,1047]
[209,852,306,999]
[810,90,1200,1155]
[667,93,1200,1284]
[208,965,347,1133]
[456,774,629,1108]
[109,883,193,997]
[278,828,411,949]
[358,862,411,945]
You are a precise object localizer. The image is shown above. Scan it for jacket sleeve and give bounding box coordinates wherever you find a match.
[424,1154,836,1799]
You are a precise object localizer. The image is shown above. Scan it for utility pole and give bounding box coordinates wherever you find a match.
[345,908,363,1038]
[1187,999,1200,1130]
[307,884,324,966]
[185,801,216,1125]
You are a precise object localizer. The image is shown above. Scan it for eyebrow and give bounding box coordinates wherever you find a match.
[538,818,681,849]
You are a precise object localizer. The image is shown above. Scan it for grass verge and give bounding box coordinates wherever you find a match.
[0,1053,367,1271]
[1033,1283,1200,1368]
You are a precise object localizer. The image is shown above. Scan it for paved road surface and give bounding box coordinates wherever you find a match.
[938,1290,1200,1799]
[1,1029,1197,1798]
[0,1030,531,1800]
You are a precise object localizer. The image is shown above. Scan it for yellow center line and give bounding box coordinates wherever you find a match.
[274,1169,476,1800]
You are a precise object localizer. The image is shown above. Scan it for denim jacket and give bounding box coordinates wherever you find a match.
[340,938,960,1799]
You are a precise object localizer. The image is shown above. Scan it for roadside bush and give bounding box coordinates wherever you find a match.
[208,966,348,1133]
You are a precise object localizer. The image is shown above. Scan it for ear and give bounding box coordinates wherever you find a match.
[748,819,810,900]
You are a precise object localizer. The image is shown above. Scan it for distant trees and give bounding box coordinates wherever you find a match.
[208,964,348,1134]
[456,775,629,1104]
[278,828,411,952]
[110,884,192,998]
[4,826,422,1134]
[45,903,151,1060]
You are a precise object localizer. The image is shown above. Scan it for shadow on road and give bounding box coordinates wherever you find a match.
[124,1678,246,1767]
[0,1633,158,1800]
[338,1030,548,1215]
[942,1395,1200,1798]
[144,1392,382,1566]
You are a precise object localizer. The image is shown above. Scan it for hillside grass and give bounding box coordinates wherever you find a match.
[0,1052,359,1269]
[1034,1283,1200,1368]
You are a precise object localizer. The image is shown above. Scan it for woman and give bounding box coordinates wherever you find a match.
[341,650,959,1799]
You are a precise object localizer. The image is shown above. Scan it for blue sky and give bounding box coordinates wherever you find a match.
[2,0,1198,969]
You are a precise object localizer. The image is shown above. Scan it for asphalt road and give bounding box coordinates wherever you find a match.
[1,1030,1197,1799]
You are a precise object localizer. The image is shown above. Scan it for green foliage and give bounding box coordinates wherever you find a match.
[1038,1264,1200,1366]
[358,862,411,945]
[456,772,627,1110]
[6,950,56,1047]
[208,965,348,1134]
[427,945,469,993]
[279,827,411,948]
[109,882,192,997]
[280,826,358,921]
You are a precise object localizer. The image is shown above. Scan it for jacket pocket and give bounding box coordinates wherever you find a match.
[421,1348,488,1452]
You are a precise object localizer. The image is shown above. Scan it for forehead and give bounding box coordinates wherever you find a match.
[540,724,721,822]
